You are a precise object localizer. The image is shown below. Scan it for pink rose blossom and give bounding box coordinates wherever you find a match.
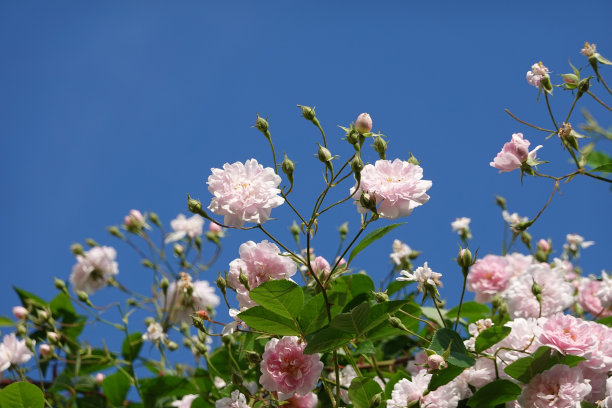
[581,42,597,57]
[503,263,573,318]
[328,364,357,404]
[311,256,331,280]
[0,333,34,372]
[600,376,612,408]
[228,240,297,308]
[505,253,533,276]
[207,159,284,227]
[517,364,591,408]
[464,357,495,388]
[350,159,432,219]
[422,374,471,408]
[259,336,323,396]
[539,313,596,357]
[12,306,28,320]
[70,246,119,294]
[142,322,167,343]
[281,392,318,408]
[160,273,220,323]
[355,113,373,133]
[581,366,607,403]
[171,394,198,408]
[495,318,542,366]
[578,277,612,317]
[526,62,550,88]
[387,371,431,408]
[467,255,512,303]
[581,321,612,371]
[407,350,428,376]
[451,217,471,233]
[490,133,542,172]
[165,214,204,243]
[215,390,248,408]
[599,271,612,307]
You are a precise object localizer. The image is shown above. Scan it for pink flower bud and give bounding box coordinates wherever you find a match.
[39,344,52,357]
[47,332,59,343]
[537,239,551,252]
[427,354,446,370]
[12,306,28,320]
[125,209,145,227]
[355,113,372,133]
[208,222,222,233]
[96,373,105,384]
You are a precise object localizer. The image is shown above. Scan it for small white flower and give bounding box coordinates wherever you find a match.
[222,308,247,336]
[390,239,413,266]
[165,214,204,244]
[171,394,198,408]
[502,210,528,231]
[0,333,34,372]
[564,233,595,252]
[142,322,166,343]
[215,390,249,408]
[213,376,227,389]
[397,262,442,292]
[451,217,471,233]
[70,246,119,294]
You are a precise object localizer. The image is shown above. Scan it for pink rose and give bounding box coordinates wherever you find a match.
[260,336,323,396]
[281,392,318,408]
[355,113,373,133]
[539,313,596,357]
[517,365,591,408]
[490,133,542,172]
[467,255,512,303]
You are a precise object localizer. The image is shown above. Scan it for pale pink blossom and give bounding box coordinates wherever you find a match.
[422,374,471,408]
[526,62,550,88]
[467,255,512,303]
[563,233,594,258]
[70,246,119,294]
[207,159,284,227]
[328,364,357,404]
[451,217,471,233]
[39,344,52,357]
[406,350,428,376]
[598,271,612,308]
[208,221,224,235]
[464,357,495,388]
[600,376,612,408]
[464,318,494,351]
[171,394,198,408]
[504,253,533,276]
[517,364,591,408]
[581,321,612,371]
[355,113,373,133]
[260,336,323,396]
[490,133,542,172]
[124,209,145,228]
[311,256,331,280]
[280,392,318,408]
[12,306,28,320]
[581,42,597,57]
[215,390,248,408]
[397,262,442,292]
[503,263,573,318]
[228,241,297,308]
[165,214,204,243]
[495,318,542,366]
[390,239,413,266]
[0,333,34,372]
[387,371,431,408]
[142,322,167,343]
[350,159,432,219]
[578,277,612,317]
[539,313,596,357]
[537,239,551,252]
[96,373,105,384]
[160,272,220,324]
[581,366,607,403]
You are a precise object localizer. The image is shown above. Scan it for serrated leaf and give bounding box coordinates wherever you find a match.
[347,377,382,408]
[348,223,405,264]
[249,280,304,320]
[429,328,475,368]
[0,381,45,408]
[238,306,300,336]
[467,379,521,408]
[474,326,511,353]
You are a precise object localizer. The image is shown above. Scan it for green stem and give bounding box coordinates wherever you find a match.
[504,109,555,133]
[544,92,559,132]
[595,70,612,96]
[454,271,468,331]
[587,90,612,112]
[264,131,279,174]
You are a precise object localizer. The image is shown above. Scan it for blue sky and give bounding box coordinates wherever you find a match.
[1,1,611,356]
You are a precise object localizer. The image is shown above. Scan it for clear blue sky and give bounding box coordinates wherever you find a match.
[1,1,611,355]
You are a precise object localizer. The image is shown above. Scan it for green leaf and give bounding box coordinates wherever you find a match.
[13,286,48,308]
[503,346,585,383]
[428,364,465,391]
[50,292,86,339]
[365,301,421,341]
[597,316,612,327]
[353,340,376,355]
[467,379,521,408]
[238,306,300,336]
[474,326,511,353]
[66,348,116,375]
[303,327,353,354]
[586,150,612,170]
[363,300,409,332]
[122,332,144,362]
[429,328,475,368]
[102,371,131,407]
[249,280,304,320]
[140,376,197,408]
[0,316,14,327]
[76,394,107,408]
[330,302,370,335]
[421,306,448,329]
[347,377,383,408]
[298,293,330,335]
[591,163,612,173]
[446,302,490,324]
[387,280,412,296]
[0,381,45,408]
[348,223,405,264]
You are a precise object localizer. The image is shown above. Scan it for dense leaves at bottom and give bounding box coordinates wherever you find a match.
[0,381,45,408]
[466,379,522,408]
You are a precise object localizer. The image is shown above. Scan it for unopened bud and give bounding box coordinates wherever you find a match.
[148,212,161,227]
[338,222,349,240]
[577,77,590,97]
[39,344,52,357]
[85,238,98,247]
[317,144,332,163]
[173,244,184,256]
[562,73,579,87]
[108,226,124,239]
[246,351,261,364]
[25,338,35,352]
[167,341,179,351]
[369,393,382,408]
[141,259,154,269]
[537,239,551,253]
[12,306,28,320]
[495,195,506,211]
[355,113,373,134]
[290,221,300,238]
[298,105,316,121]
[521,231,532,250]
[351,155,364,182]
[407,152,419,166]
[254,113,269,134]
[231,372,244,387]
[427,354,446,371]
[76,290,92,306]
[70,243,84,255]
[346,128,360,145]
[96,373,105,384]
[187,196,203,215]
[491,295,502,310]
[373,291,389,303]
[54,277,67,293]
[197,310,209,321]
[239,271,250,291]
[216,274,227,295]
[160,277,169,292]
[388,316,407,331]
[127,298,138,306]
[457,248,473,269]
[281,153,295,183]
[531,280,542,297]
[17,324,27,337]
[373,136,387,160]
[359,191,377,212]
[47,331,59,344]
